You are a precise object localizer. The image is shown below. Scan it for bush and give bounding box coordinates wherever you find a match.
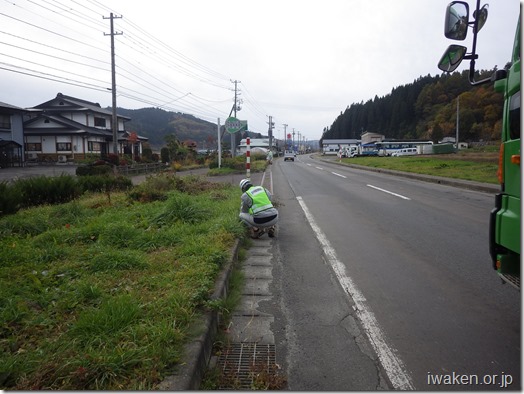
[106,153,120,166]
[77,175,132,194]
[220,158,244,171]
[127,173,176,202]
[0,181,21,215]
[0,175,132,217]
[160,147,170,163]
[76,164,113,176]
[14,175,81,208]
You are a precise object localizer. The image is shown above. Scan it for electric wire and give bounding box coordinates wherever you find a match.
[0,0,277,131]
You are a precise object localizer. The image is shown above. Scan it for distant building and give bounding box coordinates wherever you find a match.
[237,138,271,155]
[23,93,148,162]
[0,101,26,167]
[360,132,385,144]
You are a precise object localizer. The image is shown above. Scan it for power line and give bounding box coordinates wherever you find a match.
[0,0,274,130]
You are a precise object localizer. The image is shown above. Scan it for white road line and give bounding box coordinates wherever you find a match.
[315,166,324,170]
[367,184,411,200]
[296,196,415,390]
[331,172,347,178]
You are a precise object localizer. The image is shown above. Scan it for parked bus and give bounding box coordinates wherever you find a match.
[376,140,433,156]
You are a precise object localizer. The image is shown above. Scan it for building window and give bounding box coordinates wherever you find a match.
[56,142,72,151]
[0,113,11,129]
[88,141,101,152]
[26,143,42,151]
[94,117,106,127]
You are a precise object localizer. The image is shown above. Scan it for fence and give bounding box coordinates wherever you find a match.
[116,162,168,176]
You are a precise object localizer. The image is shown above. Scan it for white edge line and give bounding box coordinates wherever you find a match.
[269,168,273,194]
[367,184,411,200]
[296,196,415,390]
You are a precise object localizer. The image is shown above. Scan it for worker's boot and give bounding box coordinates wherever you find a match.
[268,226,276,238]
[250,227,262,239]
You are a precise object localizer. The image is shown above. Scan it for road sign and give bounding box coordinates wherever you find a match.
[225,117,245,134]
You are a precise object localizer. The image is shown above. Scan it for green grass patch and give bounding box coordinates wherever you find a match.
[343,153,498,184]
[0,174,245,390]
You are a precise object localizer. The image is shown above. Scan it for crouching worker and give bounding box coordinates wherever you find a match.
[239,178,278,238]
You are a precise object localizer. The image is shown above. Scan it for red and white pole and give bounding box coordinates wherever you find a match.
[246,137,251,179]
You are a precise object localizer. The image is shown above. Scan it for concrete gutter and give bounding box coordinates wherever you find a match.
[157,239,241,390]
[317,156,500,194]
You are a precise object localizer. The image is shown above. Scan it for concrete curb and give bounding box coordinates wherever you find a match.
[317,156,500,194]
[157,239,241,390]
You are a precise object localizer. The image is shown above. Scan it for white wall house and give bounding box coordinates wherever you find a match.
[23,93,147,162]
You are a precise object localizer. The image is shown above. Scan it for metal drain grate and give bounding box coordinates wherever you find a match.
[216,342,276,389]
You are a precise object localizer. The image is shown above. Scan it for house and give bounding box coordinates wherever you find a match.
[23,93,147,162]
[0,102,25,167]
[360,132,385,144]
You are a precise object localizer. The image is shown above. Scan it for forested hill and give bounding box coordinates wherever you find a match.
[322,68,505,143]
[114,107,218,149]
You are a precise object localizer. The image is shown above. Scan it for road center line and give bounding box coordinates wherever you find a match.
[296,196,415,390]
[315,166,324,170]
[331,172,347,178]
[367,184,411,200]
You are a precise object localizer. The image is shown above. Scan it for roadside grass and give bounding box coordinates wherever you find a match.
[342,149,499,184]
[208,155,267,176]
[0,174,245,390]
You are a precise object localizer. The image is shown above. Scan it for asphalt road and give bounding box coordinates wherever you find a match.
[267,154,520,390]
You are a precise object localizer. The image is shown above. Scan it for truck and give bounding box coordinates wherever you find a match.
[438,1,520,288]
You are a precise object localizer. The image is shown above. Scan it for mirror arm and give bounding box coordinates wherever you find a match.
[465,0,490,86]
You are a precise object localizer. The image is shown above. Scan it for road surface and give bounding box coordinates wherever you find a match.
[267,154,520,390]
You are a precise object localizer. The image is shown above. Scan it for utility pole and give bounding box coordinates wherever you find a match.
[283,124,288,152]
[104,13,123,155]
[292,128,296,153]
[267,116,274,150]
[230,80,241,157]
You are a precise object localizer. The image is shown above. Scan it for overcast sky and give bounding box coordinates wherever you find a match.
[1,0,520,142]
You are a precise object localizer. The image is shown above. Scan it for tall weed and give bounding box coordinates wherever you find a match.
[151,192,209,225]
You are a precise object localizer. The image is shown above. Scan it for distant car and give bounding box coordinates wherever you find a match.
[284,151,295,161]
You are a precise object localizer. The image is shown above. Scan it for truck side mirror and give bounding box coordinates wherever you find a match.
[444,1,469,40]
[438,44,467,72]
[473,4,489,33]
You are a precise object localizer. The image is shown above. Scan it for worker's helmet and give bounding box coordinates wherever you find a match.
[239,178,253,193]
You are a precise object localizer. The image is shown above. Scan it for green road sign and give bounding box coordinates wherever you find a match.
[225,117,248,134]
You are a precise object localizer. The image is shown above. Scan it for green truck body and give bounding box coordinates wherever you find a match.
[439,1,521,288]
